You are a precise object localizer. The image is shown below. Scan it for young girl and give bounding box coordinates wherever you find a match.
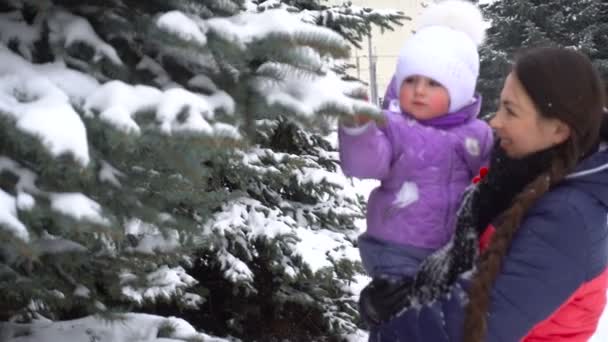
[360,46,608,342]
[339,0,493,279]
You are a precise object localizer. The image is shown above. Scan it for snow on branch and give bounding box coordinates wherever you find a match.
[157,11,208,46]
[48,9,123,65]
[124,218,181,255]
[121,266,200,306]
[200,197,297,282]
[99,160,124,187]
[0,157,112,240]
[217,250,255,283]
[49,193,109,226]
[0,188,29,241]
[294,227,359,273]
[0,157,38,241]
[84,81,238,138]
[201,196,360,277]
[206,8,349,56]
[254,67,379,118]
[0,48,91,165]
[0,11,42,61]
[202,197,294,241]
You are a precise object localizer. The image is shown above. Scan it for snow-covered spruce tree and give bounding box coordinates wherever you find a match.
[145,2,407,341]
[0,0,405,340]
[477,0,608,116]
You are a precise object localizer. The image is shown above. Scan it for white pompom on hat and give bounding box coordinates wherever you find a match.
[394,0,487,113]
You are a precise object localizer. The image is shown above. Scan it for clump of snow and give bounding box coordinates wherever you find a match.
[0,49,91,165]
[35,61,100,106]
[47,10,123,65]
[342,273,371,297]
[201,198,303,282]
[203,198,293,241]
[84,80,161,134]
[0,10,95,91]
[0,157,42,241]
[121,266,199,306]
[0,11,41,60]
[207,9,346,50]
[465,137,480,156]
[73,285,90,298]
[344,329,370,342]
[393,181,419,208]
[16,192,35,210]
[0,188,28,241]
[294,167,350,187]
[124,218,181,254]
[157,87,214,134]
[84,80,237,137]
[125,218,156,235]
[0,157,117,239]
[157,11,207,46]
[0,157,38,192]
[294,227,359,273]
[212,122,241,139]
[207,90,236,115]
[50,193,109,225]
[99,160,124,187]
[254,68,377,118]
[134,229,181,254]
[217,250,254,283]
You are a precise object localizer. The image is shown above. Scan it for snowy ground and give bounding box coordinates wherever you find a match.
[0,314,233,342]
[591,306,608,341]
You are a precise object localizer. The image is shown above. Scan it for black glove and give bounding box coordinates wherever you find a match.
[359,276,414,326]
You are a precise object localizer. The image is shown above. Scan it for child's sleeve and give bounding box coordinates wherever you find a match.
[478,124,494,167]
[338,120,393,180]
[461,121,494,179]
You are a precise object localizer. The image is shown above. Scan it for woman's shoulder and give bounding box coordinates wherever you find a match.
[528,183,604,234]
[523,183,608,278]
[535,180,606,221]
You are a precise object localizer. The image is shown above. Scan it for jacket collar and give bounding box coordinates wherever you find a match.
[388,95,482,129]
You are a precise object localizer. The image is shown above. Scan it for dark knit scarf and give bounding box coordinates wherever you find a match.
[360,141,557,323]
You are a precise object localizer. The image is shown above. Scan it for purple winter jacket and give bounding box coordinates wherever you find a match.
[339,81,493,250]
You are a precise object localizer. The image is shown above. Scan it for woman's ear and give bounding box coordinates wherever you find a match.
[552,119,571,145]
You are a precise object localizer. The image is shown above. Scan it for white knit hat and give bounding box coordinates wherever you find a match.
[394,0,486,113]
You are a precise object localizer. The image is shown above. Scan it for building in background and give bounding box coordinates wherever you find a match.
[332,0,424,104]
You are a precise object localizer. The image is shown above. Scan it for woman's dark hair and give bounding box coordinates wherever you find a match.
[464,47,606,342]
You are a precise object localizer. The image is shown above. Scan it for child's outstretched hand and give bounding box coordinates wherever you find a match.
[340,92,385,127]
[341,114,373,127]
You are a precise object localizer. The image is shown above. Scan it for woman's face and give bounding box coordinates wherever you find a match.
[489,72,571,158]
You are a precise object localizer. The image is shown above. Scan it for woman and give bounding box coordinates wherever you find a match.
[359,46,608,341]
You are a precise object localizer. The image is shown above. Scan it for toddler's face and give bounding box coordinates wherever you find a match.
[399,75,450,120]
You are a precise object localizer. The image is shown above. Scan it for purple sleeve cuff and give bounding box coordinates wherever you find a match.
[338,121,392,180]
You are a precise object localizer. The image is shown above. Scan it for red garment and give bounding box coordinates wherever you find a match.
[479,226,608,341]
